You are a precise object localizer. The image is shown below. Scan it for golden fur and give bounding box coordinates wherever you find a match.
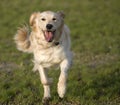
[14,11,72,103]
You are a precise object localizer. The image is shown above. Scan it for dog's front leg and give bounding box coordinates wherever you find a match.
[38,65,51,104]
[58,59,70,98]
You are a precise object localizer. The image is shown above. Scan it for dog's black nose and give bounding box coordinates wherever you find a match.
[46,24,53,29]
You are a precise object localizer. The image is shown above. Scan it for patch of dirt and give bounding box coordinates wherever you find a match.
[52,100,80,105]
[75,52,119,68]
[97,96,120,105]
[0,62,20,71]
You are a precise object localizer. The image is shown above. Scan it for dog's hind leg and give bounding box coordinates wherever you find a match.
[38,65,51,104]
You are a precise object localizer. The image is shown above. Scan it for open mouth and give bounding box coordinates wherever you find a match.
[43,30,56,42]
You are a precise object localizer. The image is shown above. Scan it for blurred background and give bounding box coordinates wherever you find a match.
[0,0,120,105]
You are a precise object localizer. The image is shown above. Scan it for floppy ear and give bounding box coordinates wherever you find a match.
[57,11,65,18]
[29,12,38,26]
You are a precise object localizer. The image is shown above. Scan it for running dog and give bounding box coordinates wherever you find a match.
[14,11,72,104]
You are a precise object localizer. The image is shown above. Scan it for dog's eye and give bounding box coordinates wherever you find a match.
[41,18,46,21]
[52,18,56,21]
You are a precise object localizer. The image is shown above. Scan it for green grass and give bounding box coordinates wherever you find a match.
[0,0,120,105]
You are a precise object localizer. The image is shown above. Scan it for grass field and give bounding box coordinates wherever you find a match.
[0,0,120,105]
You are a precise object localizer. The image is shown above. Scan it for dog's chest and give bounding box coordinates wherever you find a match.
[34,46,66,67]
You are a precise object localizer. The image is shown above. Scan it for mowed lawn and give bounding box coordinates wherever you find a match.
[0,0,120,105]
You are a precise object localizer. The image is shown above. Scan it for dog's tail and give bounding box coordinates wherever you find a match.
[14,25,32,53]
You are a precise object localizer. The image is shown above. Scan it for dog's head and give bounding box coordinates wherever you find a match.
[30,11,65,42]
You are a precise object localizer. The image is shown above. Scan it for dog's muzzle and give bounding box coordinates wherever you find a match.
[43,24,56,42]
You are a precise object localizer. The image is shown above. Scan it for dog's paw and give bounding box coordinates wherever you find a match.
[42,97,51,105]
[58,97,64,102]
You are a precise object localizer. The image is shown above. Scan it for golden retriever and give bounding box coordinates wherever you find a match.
[14,11,72,104]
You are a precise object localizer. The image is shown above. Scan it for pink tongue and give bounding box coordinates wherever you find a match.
[45,31,53,42]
